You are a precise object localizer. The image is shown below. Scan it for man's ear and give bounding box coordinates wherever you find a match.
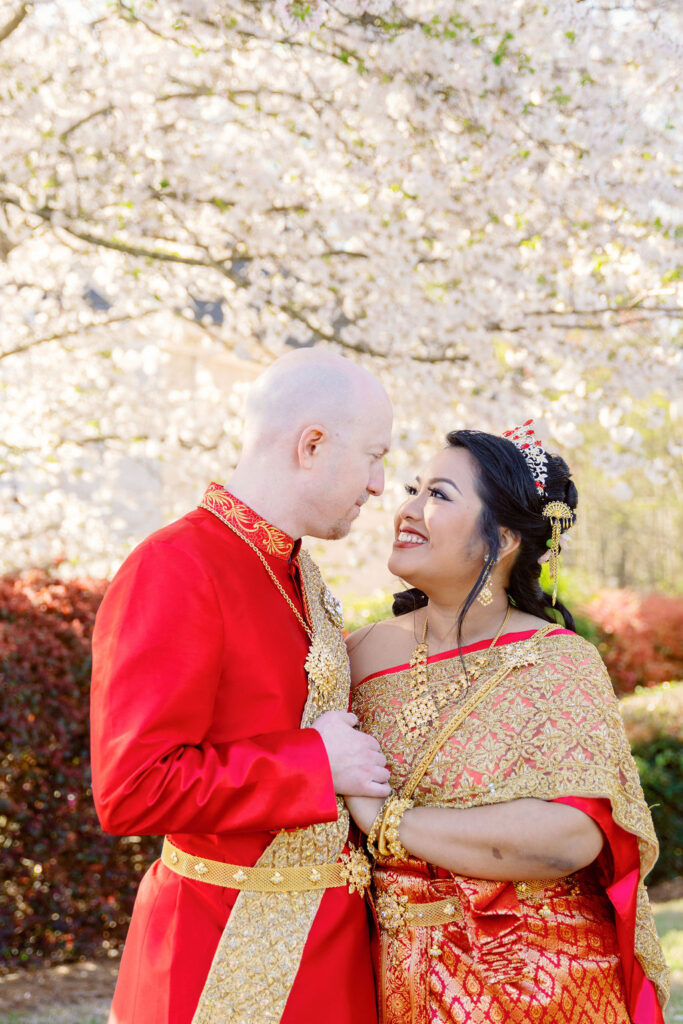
[498,526,521,561]
[297,425,326,468]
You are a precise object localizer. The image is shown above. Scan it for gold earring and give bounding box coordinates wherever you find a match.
[477,564,494,606]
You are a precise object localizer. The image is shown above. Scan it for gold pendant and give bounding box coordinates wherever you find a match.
[396,693,439,737]
[442,675,468,702]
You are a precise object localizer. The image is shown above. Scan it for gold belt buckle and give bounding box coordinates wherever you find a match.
[375,892,410,936]
[339,846,372,895]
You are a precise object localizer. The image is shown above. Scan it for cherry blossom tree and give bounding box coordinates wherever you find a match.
[0,0,681,581]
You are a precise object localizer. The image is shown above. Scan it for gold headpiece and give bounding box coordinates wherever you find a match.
[502,421,575,607]
[542,501,574,606]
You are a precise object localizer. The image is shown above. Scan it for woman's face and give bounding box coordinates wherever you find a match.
[388,446,487,597]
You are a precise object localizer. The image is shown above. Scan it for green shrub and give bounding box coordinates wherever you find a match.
[343,590,393,633]
[632,737,683,885]
[619,682,683,747]
[621,682,682,884]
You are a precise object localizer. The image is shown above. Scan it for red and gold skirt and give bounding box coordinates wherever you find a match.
[374,858,633,1024]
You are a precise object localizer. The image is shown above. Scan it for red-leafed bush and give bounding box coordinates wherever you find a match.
[588,588,683,694]
[0,571,160,972]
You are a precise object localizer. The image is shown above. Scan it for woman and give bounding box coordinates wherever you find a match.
[346,425,668,1024]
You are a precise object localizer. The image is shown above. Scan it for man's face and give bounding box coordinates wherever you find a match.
[304,397,393,540]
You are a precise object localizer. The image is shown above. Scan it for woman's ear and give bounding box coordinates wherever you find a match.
[498,526,521,561]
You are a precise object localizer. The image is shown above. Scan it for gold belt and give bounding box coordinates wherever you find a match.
[376,876,576,935]
[376,892,464,933]
[161,837,371,896]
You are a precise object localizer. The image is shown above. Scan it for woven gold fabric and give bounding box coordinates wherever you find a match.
[192,550,350,1024]
[352,631,669,1011]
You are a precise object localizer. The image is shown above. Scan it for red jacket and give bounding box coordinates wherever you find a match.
[91,489,377,1024]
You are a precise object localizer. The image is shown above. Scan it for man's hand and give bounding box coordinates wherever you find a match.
[312,711,391,798]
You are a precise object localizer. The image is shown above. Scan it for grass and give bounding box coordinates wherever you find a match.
[1,1019,104,1024]
[654,898,683,1024]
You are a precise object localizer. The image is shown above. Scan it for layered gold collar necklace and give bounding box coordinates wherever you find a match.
[396,604,512,737]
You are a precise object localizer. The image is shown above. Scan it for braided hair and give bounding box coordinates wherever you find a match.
[392,430,578,639]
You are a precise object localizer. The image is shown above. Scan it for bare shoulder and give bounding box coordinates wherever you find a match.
[506,608,555,633]
[346,614,417,689]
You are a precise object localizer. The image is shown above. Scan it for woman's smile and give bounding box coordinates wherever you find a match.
[394,528,428,548]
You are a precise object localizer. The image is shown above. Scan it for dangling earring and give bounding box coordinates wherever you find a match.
[477,561,494,606]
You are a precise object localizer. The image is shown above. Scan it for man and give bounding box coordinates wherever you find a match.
[90,349,393,1024]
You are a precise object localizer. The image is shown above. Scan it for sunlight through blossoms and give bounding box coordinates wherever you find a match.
[0,0,681,576]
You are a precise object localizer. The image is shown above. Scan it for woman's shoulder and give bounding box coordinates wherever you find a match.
[506,608,572,634]
[505,611,612,684]
[534,627,616,697]
[539,624,603,659]
[346,614,416,689]
[507,611,597,652]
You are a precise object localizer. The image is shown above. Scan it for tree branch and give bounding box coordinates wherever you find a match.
[3,201,678,366]
[59,105,115,143]
[0,3,28,45]
[1,197,250,288]
[486,305,683,333]
[0,310,162,362]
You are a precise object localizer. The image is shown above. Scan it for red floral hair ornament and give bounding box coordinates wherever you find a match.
[501,419,549,494]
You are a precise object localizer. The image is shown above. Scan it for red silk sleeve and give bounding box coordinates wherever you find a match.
[90,540,338,836]
[554,796,664,1024]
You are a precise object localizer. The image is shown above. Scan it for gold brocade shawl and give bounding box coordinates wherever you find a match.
[351,630,669,1009]
[192,550,350,1024]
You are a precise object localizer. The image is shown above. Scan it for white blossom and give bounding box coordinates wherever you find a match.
[0,0,681,575]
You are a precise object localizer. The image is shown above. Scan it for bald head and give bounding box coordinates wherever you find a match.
[229,349,393,540]
[243,349,389,452]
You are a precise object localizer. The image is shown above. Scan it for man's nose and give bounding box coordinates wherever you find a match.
[368,463,385,496]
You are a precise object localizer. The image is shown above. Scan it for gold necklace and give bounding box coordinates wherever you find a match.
[397,605,512,737]
[217,517,314,640]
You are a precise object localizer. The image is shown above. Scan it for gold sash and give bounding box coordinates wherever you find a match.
[191,550,350,1024]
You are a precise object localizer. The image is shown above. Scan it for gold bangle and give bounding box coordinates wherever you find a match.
[366,795,393,860]
[378,796,414,861]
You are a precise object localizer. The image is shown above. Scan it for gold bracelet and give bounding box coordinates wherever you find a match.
[378,796,414,861]
[366,795,393,860]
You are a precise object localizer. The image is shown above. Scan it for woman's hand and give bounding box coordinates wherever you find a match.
[345,794,385,835]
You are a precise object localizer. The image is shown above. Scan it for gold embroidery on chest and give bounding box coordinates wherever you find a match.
[301,555,350,714]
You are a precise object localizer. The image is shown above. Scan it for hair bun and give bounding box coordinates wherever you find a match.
[544,453,578,514]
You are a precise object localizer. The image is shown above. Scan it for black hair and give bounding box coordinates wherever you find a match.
[392,429,578,644]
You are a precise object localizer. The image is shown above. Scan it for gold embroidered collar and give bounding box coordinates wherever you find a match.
[199,482,300,561]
